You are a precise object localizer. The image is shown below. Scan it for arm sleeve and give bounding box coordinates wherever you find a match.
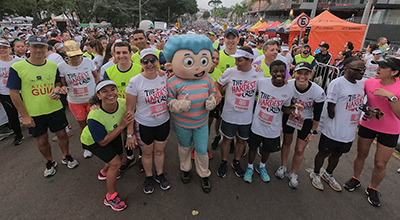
[125,77,138,96]
[103,71,110,80]
[313,101,324,121]
[87,119,107,143]
[326,81,339,104]
[6,67,21,90]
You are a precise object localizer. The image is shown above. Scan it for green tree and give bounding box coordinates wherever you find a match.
[208,0,222,12]
[203,11,211,20]
[230,1,248,23]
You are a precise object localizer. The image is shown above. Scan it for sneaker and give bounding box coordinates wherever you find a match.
[97,169,122,181]
[44,160,57,177]
[275,165,287,180]
[255,164,270,182]
[321,171,342,191]
[229,140,235,153]
[217,161,227,178]
[231,160,245,178]
[257,144,263,157]
[83,149,93,158]
[61,154,79,169]
[207,149,213,159]
[288,173,299,189]
[104,193,127,211]
[211,135,221,150]
[201,177,211,193]
[13,135,24,146]
[310,172,324,190]
[181,171,191,184]
[191,148,195,160]
[52,130,73,142]
[243,167,253,183]
[119,156,136,173]
[143,177,154,194]
[155,173,171,190]
[365,187,381,207]
[0,127,14,136]
[344,177,361,192]
[139,158,144,172]
[397,168,400,173]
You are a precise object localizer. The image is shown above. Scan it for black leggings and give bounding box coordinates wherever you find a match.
[0,94,22,136]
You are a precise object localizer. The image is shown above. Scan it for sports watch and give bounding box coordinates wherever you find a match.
[388,96,398,102]
[310,130,318,135]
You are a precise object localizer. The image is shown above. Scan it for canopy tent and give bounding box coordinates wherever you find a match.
[248,20,263,32]
[289,10,366,63]
[239,23,251,30]
[233,25,241,29]
[259,21,281,32]
[250,22,270,35]
[235,23,246,30]
[265,19,290,33]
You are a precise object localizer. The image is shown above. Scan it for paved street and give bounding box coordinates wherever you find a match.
[1,109,399,219]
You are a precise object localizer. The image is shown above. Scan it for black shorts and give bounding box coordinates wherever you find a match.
[82,135,123,163]
[135,120,170,146]
[358,125,399,148]
[282,113,313,141]
[248,131,281,153]
[318,133,353,154]
[209,102,222,119]
[28,108,68,137]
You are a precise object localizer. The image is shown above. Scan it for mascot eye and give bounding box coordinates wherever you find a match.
[183,57,194,68]
[199,57,209,67]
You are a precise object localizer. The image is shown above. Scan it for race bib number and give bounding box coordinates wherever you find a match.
[350,113,360,126]
[286,114,305,130]
[73,87,89,97]
[234,98,250,112]
[258,110,274,126]
[150,103,167,118]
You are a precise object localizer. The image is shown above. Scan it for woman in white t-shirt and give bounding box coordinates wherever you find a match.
[0,39,23,145]
[125,48,170,194]
[363,49,383,79]
[59,40,100,158]
[89,39,104,73]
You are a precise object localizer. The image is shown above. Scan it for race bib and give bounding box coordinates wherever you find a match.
[73,87,89,97]
[286,114,305,130]
[234,98,250,112]
[258,110,274,126]
[350,113,360,126]
[150,103,167,118]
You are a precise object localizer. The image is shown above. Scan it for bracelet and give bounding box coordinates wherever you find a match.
[53,91,60,95]
[127,134,135,138]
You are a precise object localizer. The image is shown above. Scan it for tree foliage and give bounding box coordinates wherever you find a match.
[202,11,211,20]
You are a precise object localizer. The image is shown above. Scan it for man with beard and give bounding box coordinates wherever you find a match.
[292,44,316,77]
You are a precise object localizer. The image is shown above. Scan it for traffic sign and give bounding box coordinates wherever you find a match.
[297,14,310,28]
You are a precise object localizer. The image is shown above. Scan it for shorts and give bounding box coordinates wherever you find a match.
[68,102,90,121]
[134,119,170,147]
[318,133,353,154]
[220,120,251,140]
[358,125,399,148]
[28,108,68,137]
[82,135,123,163]
[174,123,209,155]
[209,102,221,119]
[248,131,281,153]
[282,113,313,141]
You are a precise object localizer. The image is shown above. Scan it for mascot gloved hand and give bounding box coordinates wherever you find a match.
[205,95,216,111]
[168,94,191,113]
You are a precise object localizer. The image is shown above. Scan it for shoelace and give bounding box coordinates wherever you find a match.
[65,155,73,162]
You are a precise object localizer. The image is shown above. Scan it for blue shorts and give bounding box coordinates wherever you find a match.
[174,124,209,155]
[219,120,251,140]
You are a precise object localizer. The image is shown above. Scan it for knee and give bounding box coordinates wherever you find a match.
[55,130,67,139]
[356,151,368,160]
[236,138,245,145]
[294,148,305,156]
[374,161,387,171]
[153,149,164,157]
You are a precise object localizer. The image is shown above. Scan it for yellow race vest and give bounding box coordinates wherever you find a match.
[105,63,141,99]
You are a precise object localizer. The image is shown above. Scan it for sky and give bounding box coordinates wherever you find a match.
[197,0,243,10]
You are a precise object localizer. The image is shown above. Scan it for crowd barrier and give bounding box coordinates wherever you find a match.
[312,62,342,92]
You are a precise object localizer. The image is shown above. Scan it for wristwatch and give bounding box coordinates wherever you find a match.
[310,130,318,135]
[388,96,398,102]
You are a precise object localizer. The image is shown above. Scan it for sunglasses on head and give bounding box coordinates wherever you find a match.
[141,58,157,65]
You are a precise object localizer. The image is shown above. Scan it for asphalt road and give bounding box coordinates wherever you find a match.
[1,109,399,219]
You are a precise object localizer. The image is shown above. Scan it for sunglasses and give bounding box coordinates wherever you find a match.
[349,67,366,72]
[141,58,157,65]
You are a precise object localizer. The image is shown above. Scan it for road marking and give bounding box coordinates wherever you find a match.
[393,151,400,160]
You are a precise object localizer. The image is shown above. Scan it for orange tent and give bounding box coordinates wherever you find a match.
[250,22,269,35]
[289,10,366,63]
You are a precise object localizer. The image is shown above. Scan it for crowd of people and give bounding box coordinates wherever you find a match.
[0,23,399,212]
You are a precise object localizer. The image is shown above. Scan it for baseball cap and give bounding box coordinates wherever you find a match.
[229,49,254,59]
[320,43,329,49]
[372,57,400,71]
[140,48,158,60]
[225,29,239,38]
[295,62,313,72]
[64,40,83,57]
[281,46,289,52]
[372,49,382,55]
[302,44,311,48]
[0,39,10,47]
[27,35,48,46]
[247,41,256,47]
[96,80,118,93]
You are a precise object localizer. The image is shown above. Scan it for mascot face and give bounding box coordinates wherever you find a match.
[164,34,214,80]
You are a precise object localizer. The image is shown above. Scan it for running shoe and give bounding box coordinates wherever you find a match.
[321,171,342,191]
[143,177,154,194]
[397,168,400,173]
[0,127,14,136]
[201,177,211,193]
[229,140,235,153]
[217,161,227,178]
[344,177,361,192]
[211,135,221,150]
[310,172,324,190]
[181,171,191,184]
[231,160,245,178]
[104,193,127,211]
[52,130,73,142]
[207,149,213,159]
[44,160,57,177]
[61,154,79,169]
[255,163,270,182]
[155,173,171,190]
[13,135,24,146]
[365,187,381,207]
[97,169,122,181]
[243,167,253,183]
[83,149,93,158]
[288,173,299,189]
[275,165,287,180]
[119,156,136,172]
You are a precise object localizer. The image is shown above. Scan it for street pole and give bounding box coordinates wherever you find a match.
[300,28,303,40]
[361,0,373,24]
[361,4,375,49]
[168,7,170,28]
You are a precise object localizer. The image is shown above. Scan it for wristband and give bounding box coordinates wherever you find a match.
[53,91,60,95]
[127,134,134,138]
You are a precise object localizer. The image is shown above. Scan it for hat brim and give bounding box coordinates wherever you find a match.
[295,67,312,72]
[372,60,390,68]
[66,50,83,57]
[29,42,48,46]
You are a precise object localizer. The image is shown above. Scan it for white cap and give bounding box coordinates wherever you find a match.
[372,49,382,55]
[140,48,158,60]
[0,39,10,47]
[281,46,289,52]
[229,49,255,59]
[96,80,117,92]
